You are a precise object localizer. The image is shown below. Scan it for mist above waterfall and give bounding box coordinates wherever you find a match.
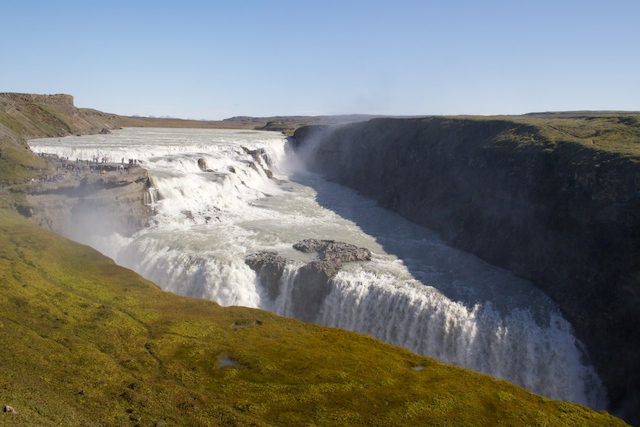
[29,128,607,410]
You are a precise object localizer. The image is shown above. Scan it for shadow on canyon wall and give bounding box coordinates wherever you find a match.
[287,168,550,319]
[293,117,640,425]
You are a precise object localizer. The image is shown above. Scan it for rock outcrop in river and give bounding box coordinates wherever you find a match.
[246,239,371,322]
[293,115,640,424]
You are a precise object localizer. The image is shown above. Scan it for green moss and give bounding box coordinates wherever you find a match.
[489,113,640,155]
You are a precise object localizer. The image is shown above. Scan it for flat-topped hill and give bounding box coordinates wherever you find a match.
[0,92,75,108]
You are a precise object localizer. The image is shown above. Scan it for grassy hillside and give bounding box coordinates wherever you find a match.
[0,209,628,426]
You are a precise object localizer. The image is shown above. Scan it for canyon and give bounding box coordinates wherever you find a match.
[293,115,640,423]
[1,92,637,425]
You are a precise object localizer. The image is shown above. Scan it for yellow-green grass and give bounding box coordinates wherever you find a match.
[0,209,628,426]
[466,113,640,155]
[0,107,57,187]
[0,143,50,183]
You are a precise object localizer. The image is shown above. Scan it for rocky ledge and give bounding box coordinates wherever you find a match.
[246,239,371,322]
[24,158,153,240]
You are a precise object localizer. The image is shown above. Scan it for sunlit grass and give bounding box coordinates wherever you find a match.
[466,112,640,155]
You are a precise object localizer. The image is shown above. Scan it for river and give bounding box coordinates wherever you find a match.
[28,127,607,409]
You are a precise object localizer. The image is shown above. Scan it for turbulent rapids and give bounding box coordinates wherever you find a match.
[29,127,607,409]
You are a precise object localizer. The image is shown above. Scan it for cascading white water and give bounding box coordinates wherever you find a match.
[319,270,603,406]
[29,127,607,410]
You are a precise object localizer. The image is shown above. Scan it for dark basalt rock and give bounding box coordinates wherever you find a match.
[242,146,276,182]
[319,242,371,263]
[293,238,328,253]
[16,204,34,218]
[291,260,340,322]
[290,239,371,321]
[293,239,372,262]
[245,251,288,299]
[197,158,215,172]
[242,146,273,167]
[246,240,371,322]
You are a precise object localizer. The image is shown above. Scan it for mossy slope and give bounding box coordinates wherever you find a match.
[0,209,628,426]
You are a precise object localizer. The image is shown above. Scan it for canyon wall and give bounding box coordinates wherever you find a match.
[294,116,640,424]
[25,163,152,241]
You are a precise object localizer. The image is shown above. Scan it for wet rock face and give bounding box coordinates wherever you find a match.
[25,164,152,239]
[291,240,370,321]
[197,158,208,171]
[245,251,288,300]
[245,240,371,322]
[292,239,328,253]
[242,146,273,168]
[323,242,371,263]
[291,260,339,322]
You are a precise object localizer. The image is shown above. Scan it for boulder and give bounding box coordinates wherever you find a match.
[293,238,328,253]
[293,238,371,262]
[318,242,371,263]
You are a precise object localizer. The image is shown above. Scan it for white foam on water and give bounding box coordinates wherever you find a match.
[29,127,608,409]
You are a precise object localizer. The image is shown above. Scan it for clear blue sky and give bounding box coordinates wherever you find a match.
[2,0,639,119]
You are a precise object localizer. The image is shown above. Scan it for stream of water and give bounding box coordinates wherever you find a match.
[29,127,607,409]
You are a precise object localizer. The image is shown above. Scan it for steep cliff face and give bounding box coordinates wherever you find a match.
[0,92,75,108]
[26,163,152,240]
[294,116,640,424]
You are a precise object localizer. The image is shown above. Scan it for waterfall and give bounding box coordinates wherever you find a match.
[28,127,608,410]
[322,270,604,407]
